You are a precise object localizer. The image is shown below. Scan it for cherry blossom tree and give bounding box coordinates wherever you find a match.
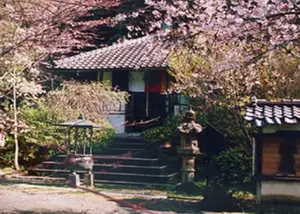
[156,0,300,164]
[0,0,121,170]
[149,0,300,105]
[0,0,121,57]
[146,0,300,48]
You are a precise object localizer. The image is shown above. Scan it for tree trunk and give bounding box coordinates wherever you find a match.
[13,68,20,170]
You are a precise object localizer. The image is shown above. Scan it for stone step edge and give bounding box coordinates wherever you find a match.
[111,142,147,145]
[29,168,178,178]
[94,179,181,187]
[104,148,147,151]
[1,175,65,185]
[57,155,159,162]
[42,161,167,169]
[1,175,180,189]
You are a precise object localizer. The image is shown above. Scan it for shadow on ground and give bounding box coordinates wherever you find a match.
[6,211,81,214]
[122,196,251,213]
[123,197,300,214]
[8,209,131,214]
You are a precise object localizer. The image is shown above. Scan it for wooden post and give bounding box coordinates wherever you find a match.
[256,127,263,204]
[67,128,71,153]
[252,136,256,176]
[75,128,78,154]
[89,128,93,155]
[83,128,87,155]
[256,128,263,176]
[97,71,103,82]
[146,92,149,117]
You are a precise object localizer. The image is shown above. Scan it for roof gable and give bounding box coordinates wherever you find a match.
[53,35,170,70]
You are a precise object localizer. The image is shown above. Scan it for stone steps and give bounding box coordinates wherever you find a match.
[109,142,147,149]
[100,148,148,155]
[94,179,180,187]
[55,155,161,166]
[28,136,181,186]
[39,161,168,174]
[29,168,179,184]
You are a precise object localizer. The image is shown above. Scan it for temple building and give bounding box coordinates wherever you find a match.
[50,35,188,133]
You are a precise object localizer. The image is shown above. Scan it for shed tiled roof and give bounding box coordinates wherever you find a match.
[244,97,300,127]
[53,35,170,70]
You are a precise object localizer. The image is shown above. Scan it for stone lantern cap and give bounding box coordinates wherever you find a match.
[57,115,101,128]
[178,109,203,134]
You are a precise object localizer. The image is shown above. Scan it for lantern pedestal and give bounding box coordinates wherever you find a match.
[177,147,200,184]
[66,172,80,188]
[83,172,94,187]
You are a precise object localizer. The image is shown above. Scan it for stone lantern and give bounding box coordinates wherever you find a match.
[57,114,101,187]
[177,109,202,184]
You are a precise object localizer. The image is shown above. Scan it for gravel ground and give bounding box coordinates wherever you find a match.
[0,184,132,214]
[0,183,248,214]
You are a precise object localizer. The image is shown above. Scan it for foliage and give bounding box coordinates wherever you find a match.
[0,104,65,168]
[141,116,181,144]
[0,50,46,135]
[169,45,300,106]
[93,120,115,143]
[0,135,57,168]
[0,99,117,168]
[20,101,117,149]
[45,81,129,120]
[195,105,254,186]
[20,104,65,147]
[213,146,252,185]
[167,43,300,187]
[147,0,300,51]
[0,0,120,58]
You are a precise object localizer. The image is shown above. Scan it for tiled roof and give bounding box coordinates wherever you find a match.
[53,35,170,70]
[244,97,300,127]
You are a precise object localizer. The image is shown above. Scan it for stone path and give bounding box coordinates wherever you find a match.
[0,183,248,214]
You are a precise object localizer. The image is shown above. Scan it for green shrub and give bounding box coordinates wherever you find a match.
[194,105,254,187]
[213,146,252,186]
[141,116,181,144]
[20,105,65,147]
[0,105,115,169]
[93,120,115,143]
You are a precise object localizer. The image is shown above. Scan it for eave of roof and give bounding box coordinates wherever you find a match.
[52,35,171,71]
[244,97,300,127]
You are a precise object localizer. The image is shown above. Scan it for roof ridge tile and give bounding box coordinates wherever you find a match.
[53,34,170,70]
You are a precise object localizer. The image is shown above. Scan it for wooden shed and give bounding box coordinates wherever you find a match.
[245,97,300,203]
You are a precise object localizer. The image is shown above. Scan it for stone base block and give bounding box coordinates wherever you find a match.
[66,172,80,188]
[83,173,94,187]
[181,169,195,184]
[258,179,300,203]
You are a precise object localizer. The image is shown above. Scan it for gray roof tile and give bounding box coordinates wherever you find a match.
[53,35,171,71]
[245,97,300,127]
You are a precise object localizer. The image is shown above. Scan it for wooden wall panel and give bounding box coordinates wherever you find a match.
[262,136,282,176]
[294,139,300,176]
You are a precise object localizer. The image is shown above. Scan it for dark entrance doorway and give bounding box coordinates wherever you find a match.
[126,92,166,132]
